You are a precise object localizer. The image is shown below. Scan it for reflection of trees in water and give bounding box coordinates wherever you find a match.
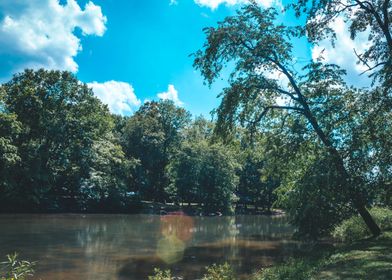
[76,215,161,256]
[117,215,299,279]
[0,215,298,280]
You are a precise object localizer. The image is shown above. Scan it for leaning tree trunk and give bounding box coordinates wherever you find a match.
[305,111,381,236]
[355,202,381,236]
[274,58,381,236]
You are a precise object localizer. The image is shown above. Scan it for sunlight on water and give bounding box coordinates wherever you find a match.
[157,212,194,264]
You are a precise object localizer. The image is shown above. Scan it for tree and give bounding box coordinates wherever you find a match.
[291,0,392,85]
[1,69,128,211]
[167,117,240,213]
[168,140,239,214]
[167,141,205,205]
[0,111,22,207]
[232,129,280,212]
[193,3,381,235]
[123,100,191,201]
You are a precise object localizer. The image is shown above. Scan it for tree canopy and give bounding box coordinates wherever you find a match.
[193,2,390,236]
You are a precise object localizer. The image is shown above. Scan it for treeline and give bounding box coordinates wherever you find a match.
[0,69,277,215]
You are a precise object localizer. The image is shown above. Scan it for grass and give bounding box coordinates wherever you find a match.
[316,231,392,280]
[149,231,392,279]
[254,231,392,280]
[333,207,392,242]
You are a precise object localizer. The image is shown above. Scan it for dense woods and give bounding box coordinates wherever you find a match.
[0,69,277,215]
[1,0,391,241]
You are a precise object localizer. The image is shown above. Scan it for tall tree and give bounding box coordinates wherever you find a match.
[193,4,381,235]
[123,100,191,201]
[1,69,126,211]
[168,140,239,214]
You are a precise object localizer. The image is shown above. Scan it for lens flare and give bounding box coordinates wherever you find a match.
[156,211,194,264]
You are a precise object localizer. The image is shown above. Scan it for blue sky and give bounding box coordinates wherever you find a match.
[0,0,368,116]
[76,0,239,116]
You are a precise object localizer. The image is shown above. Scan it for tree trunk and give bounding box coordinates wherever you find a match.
[275,58,382,236]
[302,105,382,236]
[356,202,381,236]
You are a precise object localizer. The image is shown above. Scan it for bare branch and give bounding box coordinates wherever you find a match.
[354,48,386,75]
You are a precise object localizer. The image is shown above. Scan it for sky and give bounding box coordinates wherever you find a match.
[0,0,370,116]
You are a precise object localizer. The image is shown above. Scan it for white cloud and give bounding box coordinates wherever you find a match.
[157,84,184,106]
[194,0,281,10]
[311,17,372,87]
[88,81,141,115]
[169,0,179,5]
[0,0,107,76]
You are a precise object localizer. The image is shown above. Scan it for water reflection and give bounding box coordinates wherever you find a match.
[0,214,298,280]
[156,212,194,264]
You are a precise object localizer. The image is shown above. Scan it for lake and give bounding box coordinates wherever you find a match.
[0,214,300,279]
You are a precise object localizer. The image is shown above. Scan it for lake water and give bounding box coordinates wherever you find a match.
[0,214,300,279]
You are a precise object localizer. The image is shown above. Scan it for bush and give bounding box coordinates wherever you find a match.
[333,207,392,242]
[202,263,236,280]
[149,263,235,280]
[148,268,173,280]
[0,253,35,280]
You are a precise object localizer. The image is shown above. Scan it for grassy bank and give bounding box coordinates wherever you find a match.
[254,230,392,280]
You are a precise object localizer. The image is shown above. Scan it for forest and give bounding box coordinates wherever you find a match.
[0,1,391,241]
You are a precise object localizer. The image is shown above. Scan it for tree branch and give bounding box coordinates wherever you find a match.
[354,48,386,74]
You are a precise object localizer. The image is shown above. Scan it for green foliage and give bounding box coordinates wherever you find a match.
[123,100,191,202]
[148,268,173,280]
[202,263,236,280]
[0,253,35,280]
[0,69,137,212]
[276,151,353,239]
[291,0,392,85]
[149,263,235,280]
[333,207,392,242]
[194,2,385,236]
[168,139,239,214]
[237,139,279,212]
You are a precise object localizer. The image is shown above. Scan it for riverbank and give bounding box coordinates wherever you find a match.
[139,201,285,216]
[254,230,392,280]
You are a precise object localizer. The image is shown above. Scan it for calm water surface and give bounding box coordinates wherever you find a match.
[0,214,300,279]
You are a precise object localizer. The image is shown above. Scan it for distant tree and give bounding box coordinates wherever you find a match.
[166,141,204,205]
[238,147,278,212]
[168,140,239,214]
[0,110,22,206]
[123,100,191,201]
[1,69,131,211]
[183,116,215,142]
[199,142,239,214]
[193,4,381,235]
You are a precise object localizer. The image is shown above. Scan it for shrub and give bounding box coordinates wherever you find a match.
[149,263,236,280]
[148,268,173,280]
[333,207,392,242]
[0,253,35,280]
[202,263,236,280]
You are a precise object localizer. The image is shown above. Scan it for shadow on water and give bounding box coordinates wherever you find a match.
[117,238,302,280]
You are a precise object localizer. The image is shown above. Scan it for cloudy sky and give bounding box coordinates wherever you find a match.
[0,0,369,116]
